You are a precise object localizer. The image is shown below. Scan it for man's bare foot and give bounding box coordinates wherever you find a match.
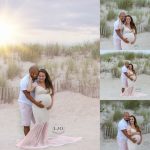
[122,88,125,93]
[24,126,30,136]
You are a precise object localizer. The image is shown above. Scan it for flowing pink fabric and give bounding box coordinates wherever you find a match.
[16,122,82,149]
[121,86,147,97]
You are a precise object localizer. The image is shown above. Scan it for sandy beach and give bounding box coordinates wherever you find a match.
[101,32,150,50]
[101,133,150,150]
[0,91,100,150]
[100,74,150,100]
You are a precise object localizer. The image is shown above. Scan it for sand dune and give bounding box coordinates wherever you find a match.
[100,74,150,100]
[0,91,100,150]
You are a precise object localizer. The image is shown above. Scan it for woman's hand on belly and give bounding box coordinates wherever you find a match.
[123,33,135,44]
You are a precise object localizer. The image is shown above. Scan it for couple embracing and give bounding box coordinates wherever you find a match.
[17,66,81,149]
[113,12,137,50]
[117,112,142,150]
[121,61,136,96]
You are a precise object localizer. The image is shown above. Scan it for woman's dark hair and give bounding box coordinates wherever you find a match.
[128,63,136,75]
[125,15,137,34]
[39,69,54,95]
[129,115,141,132]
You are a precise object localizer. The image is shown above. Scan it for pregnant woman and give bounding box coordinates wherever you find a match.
[17,69,81,149]
[121,15,137,50]
[122,64,137,96]
[122,63,147,97]
[127,115,142,150]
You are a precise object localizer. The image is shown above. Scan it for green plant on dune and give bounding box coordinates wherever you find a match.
[123,52,135,60]
[107,9,117,21]
[19,44,42,62]
[113,110,122,122]
[117,60,124,68]
[111,66,121,78]
[100,19,112,38]
[66,58,78,74]
[134,0,148,7]
[123,101,140,111]
[144,17,150,32]
[0,75,6,87]
[116,0,133,10]
[7,62,21,79]
[141,101,150,108]
[91,41,100,60]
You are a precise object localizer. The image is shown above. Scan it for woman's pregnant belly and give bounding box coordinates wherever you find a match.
[132,134,141,143]
[130,75,136,81]
[35,94,51,107]
[123,33,135,43]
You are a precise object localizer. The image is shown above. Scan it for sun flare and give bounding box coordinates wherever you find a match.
[0,17,21,45]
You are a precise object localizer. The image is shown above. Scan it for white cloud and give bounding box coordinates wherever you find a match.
[0,0,99,44]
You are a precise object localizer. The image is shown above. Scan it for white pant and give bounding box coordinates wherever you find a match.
[121,78,128,88]
[113,38,122,50]
[118,140,128,150]
[19,102,35,126]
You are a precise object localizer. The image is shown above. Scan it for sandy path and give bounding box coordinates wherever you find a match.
[101,32,150,50]
[101,134,150,150]
[0,91,100,150]
[100,74,150,100]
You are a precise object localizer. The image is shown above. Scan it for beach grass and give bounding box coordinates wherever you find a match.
[7,62,21,79]
[100,19,112,38]
[107,9,117,21]
[101,52,150,77]
[101,100,150,139]
[123,100,140,111]
[100,0,150,40]
[134,0,150,7]
[0,41,99,100]
[113,110,122,122]
[111,66,121,78]
[115,0,133,10]
[0,75,6,87]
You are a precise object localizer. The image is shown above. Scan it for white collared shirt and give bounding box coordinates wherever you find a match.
[18,74,34,106]
[117,118,129,141]
[113,19,124,40]
[121,65,128,80]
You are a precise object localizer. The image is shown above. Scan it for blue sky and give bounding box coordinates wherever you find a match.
[0,0,99,45]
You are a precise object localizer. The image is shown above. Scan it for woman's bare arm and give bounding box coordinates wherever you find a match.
[47,89,54,110]
[23,90,44,108]
[116,29,129,43]
[27,77,36,92]
[137,132,142,145]
[131,34,136,44]
[124,72,133,81]
[122,129,137,143]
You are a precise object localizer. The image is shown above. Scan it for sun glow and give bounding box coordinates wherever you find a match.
[0,17,21,45]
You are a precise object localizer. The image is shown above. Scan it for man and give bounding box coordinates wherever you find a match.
[18,65,44,136]
[121,61,132,93]
[117,112,136,150]
[113,12,129,50]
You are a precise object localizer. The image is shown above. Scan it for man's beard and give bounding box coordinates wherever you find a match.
[125,120,129,123]
[124,118,129,122]
[122,19,125,24]
[32,77,37,82]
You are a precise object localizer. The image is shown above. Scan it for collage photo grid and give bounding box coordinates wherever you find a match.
[100,0,150,150]
[0,0,150,150]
